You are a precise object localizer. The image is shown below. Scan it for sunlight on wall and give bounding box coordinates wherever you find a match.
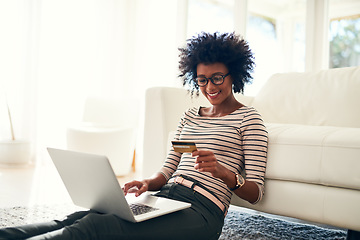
[0,0,181,163]
[36,0,180,155]
[36,0,107,151]
[0,0,34,143]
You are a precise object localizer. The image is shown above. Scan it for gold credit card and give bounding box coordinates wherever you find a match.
[171,141,197,153]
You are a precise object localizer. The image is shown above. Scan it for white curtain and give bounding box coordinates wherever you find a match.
[0,0,182,162]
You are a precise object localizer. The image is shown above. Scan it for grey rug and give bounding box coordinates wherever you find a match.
[0,204,347,239]
[220,209,347,240]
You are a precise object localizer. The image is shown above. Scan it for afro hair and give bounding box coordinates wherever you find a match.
[178,32,255,96]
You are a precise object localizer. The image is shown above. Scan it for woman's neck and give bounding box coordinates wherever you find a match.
[201,97,243,117]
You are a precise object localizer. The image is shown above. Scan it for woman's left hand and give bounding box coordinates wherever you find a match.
[192,150,230,179]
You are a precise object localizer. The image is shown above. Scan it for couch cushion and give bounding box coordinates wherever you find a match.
[265,123,360,191]
[252,66,360,128]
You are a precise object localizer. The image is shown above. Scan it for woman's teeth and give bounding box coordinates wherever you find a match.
[208,92,219,97]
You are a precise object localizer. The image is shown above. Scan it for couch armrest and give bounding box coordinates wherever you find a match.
[137,87,210,178]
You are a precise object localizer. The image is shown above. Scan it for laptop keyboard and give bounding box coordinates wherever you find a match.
[129,203,159,216]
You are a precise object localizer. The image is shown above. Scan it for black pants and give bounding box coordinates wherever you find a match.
[0,183,224,240]
[347,229,360,240]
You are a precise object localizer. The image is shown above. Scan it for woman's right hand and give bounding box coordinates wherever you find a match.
[122,173,167,197]
[122,179,150,197]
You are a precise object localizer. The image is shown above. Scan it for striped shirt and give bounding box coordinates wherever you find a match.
[160,106,268,213]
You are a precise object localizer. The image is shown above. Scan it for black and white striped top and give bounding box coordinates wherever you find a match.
[160,106,268,213]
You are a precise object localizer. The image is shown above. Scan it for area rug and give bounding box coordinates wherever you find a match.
[219,209,347,240]
[0,204,347,239]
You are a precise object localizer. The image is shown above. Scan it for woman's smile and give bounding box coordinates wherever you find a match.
[207,91,221,99]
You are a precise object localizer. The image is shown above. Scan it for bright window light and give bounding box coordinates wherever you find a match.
[187,0,234,37]
[329,16,360,68]
[245,14,279,96]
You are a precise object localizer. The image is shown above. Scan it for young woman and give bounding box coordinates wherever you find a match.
[0,32,268,240]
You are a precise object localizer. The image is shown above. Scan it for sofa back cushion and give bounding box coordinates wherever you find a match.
[252,66,360,128]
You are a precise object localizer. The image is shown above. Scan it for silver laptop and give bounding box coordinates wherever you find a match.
[47,148,191,223]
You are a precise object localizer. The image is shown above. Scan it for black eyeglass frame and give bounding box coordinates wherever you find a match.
[195,73,230,87]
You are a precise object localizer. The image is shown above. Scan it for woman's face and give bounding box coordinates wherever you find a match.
[196,62,233,106]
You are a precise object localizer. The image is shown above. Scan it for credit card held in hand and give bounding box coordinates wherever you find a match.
[171,141,197,153]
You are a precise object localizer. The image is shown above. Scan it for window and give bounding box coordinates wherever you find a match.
[187,0,234,38]
[293,22,306,71]
[329,15,360,68]
[245,14,279,95]
[245,0,306,95]
[186,0,308,95]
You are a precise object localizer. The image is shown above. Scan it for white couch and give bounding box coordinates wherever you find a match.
[137,66,360,232]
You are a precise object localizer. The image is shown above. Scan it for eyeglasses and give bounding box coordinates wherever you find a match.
[195,73,230,87]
